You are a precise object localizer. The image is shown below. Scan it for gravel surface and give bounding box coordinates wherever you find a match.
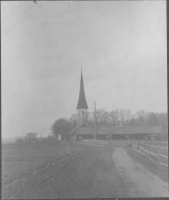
[113,147,169,197]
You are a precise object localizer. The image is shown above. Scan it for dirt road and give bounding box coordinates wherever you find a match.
[113,147,169,197]
[2,144,168,199]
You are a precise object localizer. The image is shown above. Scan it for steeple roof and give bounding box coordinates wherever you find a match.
[76,69,88,110]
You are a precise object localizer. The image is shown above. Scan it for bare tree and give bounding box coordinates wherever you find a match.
[157,113,168,129]
[119,109,126,126]
[87,111,94,122]
[118,109,131,126]
[136,110,146,126]
[109,109,119,126]
[128,114,138,126]
[125,109,131,125]
[146,112,159,127]
[25,132,38,143]
[70,113,79,127]
[96,108,106,122]
[102,111,110,124]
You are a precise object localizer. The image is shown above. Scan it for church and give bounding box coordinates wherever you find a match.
[76,68,88,125]
[69,69,94,141]
[69,68,163,141]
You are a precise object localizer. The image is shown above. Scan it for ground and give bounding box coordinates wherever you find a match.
[2,141,169,199]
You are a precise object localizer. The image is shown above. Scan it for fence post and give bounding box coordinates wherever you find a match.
[137,141,139,150]
[135,141,137,149]
[147,144,150,159]
[157,147,160,164]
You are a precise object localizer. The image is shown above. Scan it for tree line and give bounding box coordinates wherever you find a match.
[51,109,167,140]
[16,109,168,143]
[70,109,168,129]
[15,132,56,144]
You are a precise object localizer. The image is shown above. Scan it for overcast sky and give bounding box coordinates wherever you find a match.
[2,1,167,138]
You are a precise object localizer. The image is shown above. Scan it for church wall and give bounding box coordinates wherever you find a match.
[77,109,88,125]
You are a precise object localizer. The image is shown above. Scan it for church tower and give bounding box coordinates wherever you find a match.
[76,68,88,125]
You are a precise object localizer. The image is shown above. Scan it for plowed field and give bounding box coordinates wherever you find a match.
[2,142,168,199]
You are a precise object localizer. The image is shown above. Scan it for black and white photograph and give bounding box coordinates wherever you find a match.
[2,0,168,198]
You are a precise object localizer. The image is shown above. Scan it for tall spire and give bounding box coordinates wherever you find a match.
[76,67,88,110]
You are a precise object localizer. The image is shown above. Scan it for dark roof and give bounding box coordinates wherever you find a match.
[69,125,82,135]
[132,127,162,134]
[69,126,94,135]
[75,127,94,135]
[76,70,88,110]
[69,125,163,136]
[98,126,162,135]
[98,126,133,135]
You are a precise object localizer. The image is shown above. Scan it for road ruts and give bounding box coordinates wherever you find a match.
[3,145,139,199]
